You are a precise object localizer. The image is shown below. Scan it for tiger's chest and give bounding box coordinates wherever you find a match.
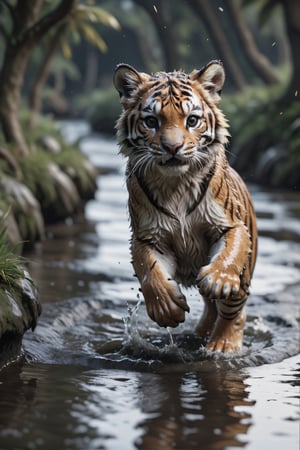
[131,182,230,286]
[168,221,218,286]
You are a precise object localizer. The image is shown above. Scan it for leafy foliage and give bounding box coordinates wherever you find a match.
[222,85,300,187]
[58,3,120,59]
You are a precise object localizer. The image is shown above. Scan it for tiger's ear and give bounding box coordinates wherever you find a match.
[190,60,225,104]
[113,64,143,99]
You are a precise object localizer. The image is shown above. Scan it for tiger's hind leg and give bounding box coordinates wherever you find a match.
[195,296,218,338]
[206,295,248,352]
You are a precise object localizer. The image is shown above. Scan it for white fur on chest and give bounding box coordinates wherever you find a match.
[133,185,230,286]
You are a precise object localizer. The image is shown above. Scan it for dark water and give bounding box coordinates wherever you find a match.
[0,121,299,450]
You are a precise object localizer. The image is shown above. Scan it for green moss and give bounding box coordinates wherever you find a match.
[0,112,96,216]
[0,217,23,287]
[0,216,27,332]
[18,151,56,204]
[53,147,96,195]
[19,109,66,147]
[222,84,284,146]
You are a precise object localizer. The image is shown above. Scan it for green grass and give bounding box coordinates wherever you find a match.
[0,215,23,287]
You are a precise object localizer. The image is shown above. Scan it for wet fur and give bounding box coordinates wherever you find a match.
[114,61,257,352]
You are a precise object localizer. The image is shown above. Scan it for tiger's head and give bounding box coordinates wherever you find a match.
[113,61,229,177]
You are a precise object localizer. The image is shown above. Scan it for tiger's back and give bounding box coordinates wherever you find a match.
[114,61,257,353]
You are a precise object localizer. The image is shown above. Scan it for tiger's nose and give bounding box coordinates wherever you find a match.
[161,141,183,154]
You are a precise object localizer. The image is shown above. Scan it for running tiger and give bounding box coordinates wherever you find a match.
[113,61,257,352]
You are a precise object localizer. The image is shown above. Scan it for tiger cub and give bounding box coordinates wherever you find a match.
[113,61,257,352]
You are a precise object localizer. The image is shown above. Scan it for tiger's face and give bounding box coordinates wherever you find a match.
[114,61,229,176]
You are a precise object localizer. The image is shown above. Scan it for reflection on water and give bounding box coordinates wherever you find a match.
[0,122,299,450]
[0,357,298,450]
[0,363,254,450]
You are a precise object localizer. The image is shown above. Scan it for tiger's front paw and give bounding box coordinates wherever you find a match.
[197,264,240,300]
[142,277,190,328]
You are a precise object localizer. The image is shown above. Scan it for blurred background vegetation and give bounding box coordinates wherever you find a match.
[0,0,299,356]
[0,0,299,191]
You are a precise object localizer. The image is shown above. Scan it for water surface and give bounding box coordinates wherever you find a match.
[0,121,299,450]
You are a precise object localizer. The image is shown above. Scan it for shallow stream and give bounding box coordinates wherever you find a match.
[0,121,299,450]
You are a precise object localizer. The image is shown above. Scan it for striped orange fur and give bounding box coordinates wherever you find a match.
[114,61,257,352]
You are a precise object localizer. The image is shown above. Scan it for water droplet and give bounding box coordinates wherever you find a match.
[218,6,224,12]
[272,41,276,47]
[295,91,298,97]
[153,5,158,13]
[167,327,174,345]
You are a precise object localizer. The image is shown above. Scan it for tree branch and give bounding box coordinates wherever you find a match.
[186,0,247,90]
[226,0,279,85]
[0,23,9,41]
[0,0,17,26]
[21,0,78,47]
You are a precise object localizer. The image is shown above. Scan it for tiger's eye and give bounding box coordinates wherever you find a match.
[143,116,159,129]
[187,115,200,128]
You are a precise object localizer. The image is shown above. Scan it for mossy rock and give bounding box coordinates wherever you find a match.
[0,124,97,229]
[0,175,45,246]
[0,220,41,369]
[0,273,41,369]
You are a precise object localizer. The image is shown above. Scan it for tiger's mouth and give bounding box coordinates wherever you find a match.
[159,157,189,167]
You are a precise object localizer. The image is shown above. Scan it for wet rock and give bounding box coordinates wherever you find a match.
[0,270,41,370]
[43,162,81,222]
[17,270,41,331]
[37,135,62,154]
[65,158,98,200]
[0,211,21,250]
[0,176,45,245]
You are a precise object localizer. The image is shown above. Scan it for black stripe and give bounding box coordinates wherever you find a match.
[180,90,193,97]
[151,91,162,99]
[221,299,246,309]
[186,167,214,216]
[229,199,235,221]
[134,164,216,222]
[224,179,230,210]
[142,105,153,113]
[136,237,164,255]
[219,307,243,320]
[134,164,215,221]
[135,173,179,222]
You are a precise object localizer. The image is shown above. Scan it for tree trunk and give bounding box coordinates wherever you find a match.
[0,43,36,156]
[186,0,247,90]
[226,0,279,85]
[280,0,300,104]
[29,30,62,129]
[0,0,78,156]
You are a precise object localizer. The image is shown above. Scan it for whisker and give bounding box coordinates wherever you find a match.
[127,150,152,179]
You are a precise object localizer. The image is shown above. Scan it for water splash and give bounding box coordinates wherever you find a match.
[120,298,194,364]
[166,327,174,345]
[123,296,142,342]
